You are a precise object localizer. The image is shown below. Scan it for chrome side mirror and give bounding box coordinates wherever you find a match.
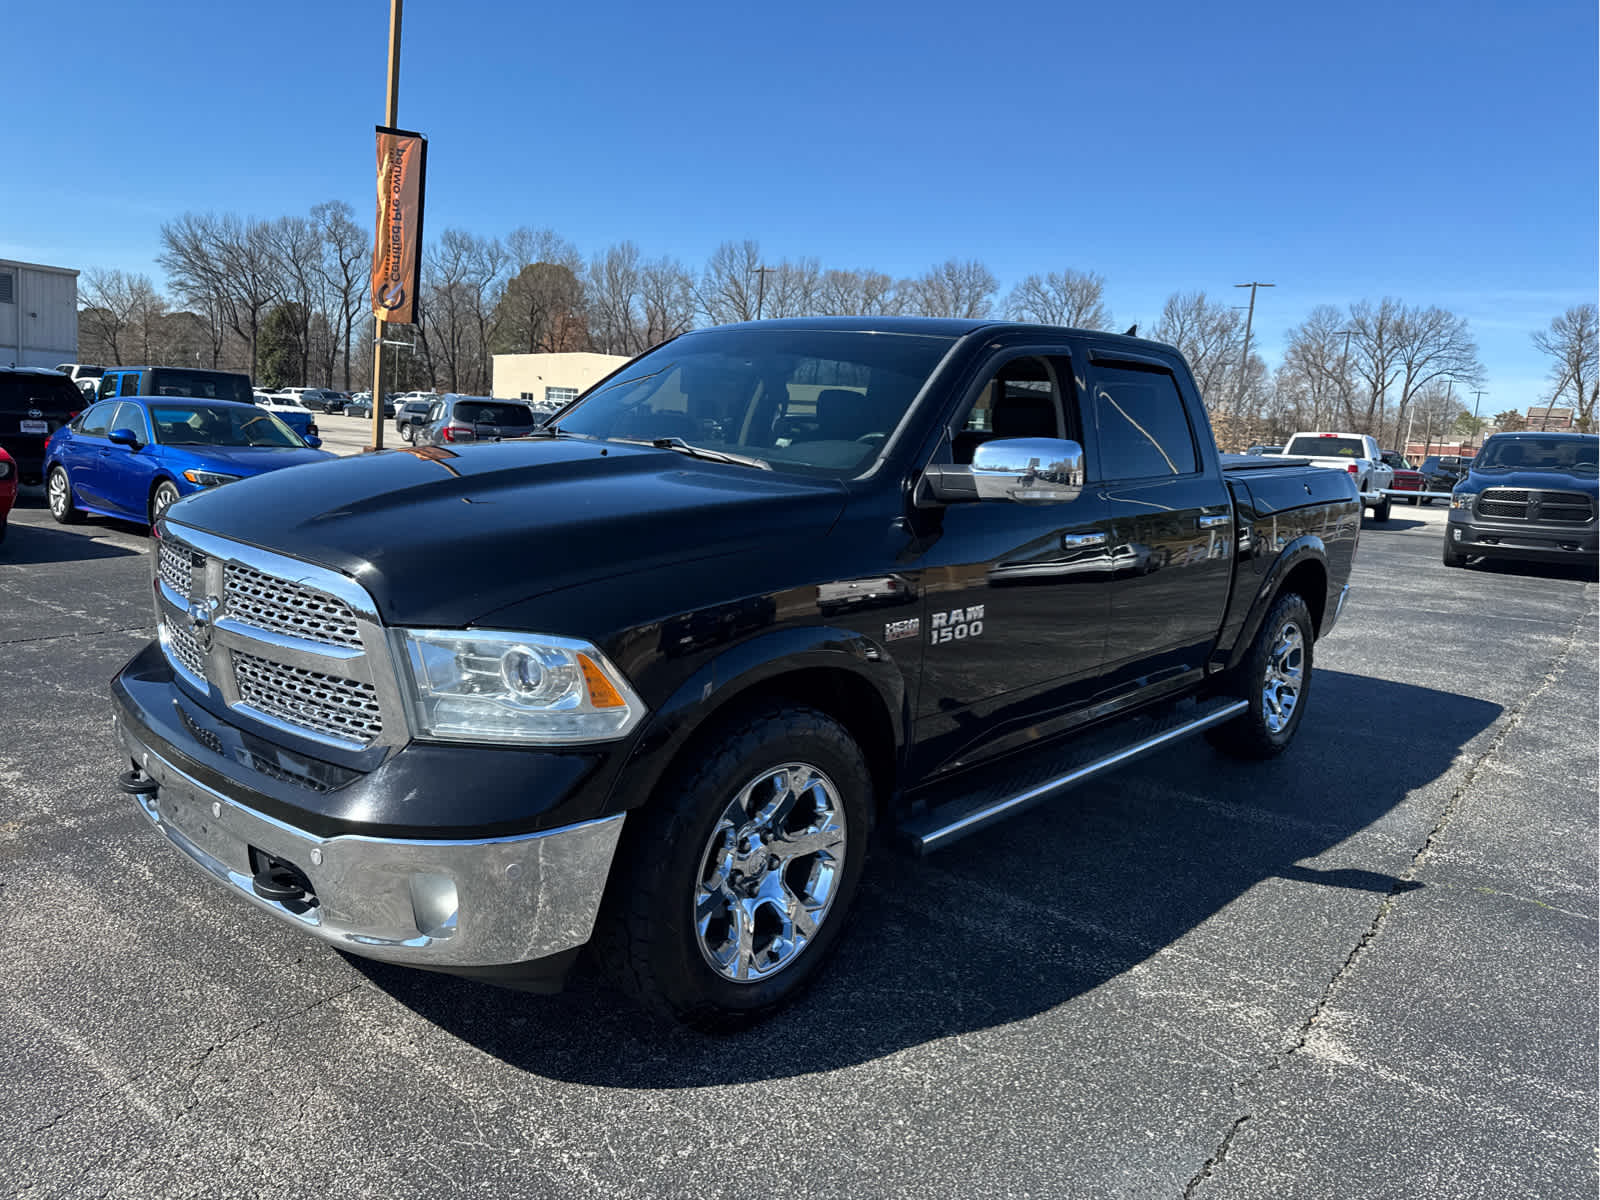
[971,438,1085,503]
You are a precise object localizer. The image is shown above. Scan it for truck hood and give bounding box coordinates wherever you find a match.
[167,439,847,625]
[1462,468,1599,495]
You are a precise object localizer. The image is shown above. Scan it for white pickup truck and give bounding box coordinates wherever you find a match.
[1280,431,1396,521]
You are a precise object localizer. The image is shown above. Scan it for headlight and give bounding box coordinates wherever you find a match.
[0,460,11,479]
[396,629,645,744]
[1450,491,1476,509]
[183,469,242,487]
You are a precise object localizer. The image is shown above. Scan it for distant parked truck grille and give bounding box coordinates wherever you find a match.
[1477,489,1595,524]
[223,562,363,647]
[231,651,384,745]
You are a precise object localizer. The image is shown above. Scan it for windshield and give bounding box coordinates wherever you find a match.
[1473,437,1598,474]
[147,369,253,405]
[453,400,534,426]
[1382,452,1413,468]
[150,402,306,448]
[1286,435,1366,458]
[554,328,954,475]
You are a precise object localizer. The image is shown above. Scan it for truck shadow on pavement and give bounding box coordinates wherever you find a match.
[351,668,1499,1085]
[0,520,143,565]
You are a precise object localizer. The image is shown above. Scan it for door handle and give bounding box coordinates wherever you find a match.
[1196,514,1229,529]
[1061,532,1107,549]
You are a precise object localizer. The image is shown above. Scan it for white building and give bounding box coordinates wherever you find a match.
[0,259,79,368]
[492,352,628,406]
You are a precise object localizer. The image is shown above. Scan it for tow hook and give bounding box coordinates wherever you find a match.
[117,769,159,797]
[249,849,319,913]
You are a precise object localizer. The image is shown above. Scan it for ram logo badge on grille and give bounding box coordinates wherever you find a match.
[185,595,220,653]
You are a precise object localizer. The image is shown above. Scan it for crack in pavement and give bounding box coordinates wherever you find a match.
[1176,605,1592,1197]
[24,980,367,1140]
[0,625,150,648]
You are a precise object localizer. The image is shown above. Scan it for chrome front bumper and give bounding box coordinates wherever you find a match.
[116,716,624,968]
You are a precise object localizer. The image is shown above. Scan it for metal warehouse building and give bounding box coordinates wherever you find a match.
[0,258,78,369]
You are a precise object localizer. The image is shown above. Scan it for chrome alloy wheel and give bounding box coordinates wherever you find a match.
[47,469,69,516]
[693,763,847,982]
[1262,619,1305,734]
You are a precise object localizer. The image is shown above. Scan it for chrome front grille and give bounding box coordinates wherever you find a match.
[1477,489,1595,524]
[223,562,362,648]
[152,523,404,752]
[231,651,385,746]
[159,541,202,596]
[162,618,208,682]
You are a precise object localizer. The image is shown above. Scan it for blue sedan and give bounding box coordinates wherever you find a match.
[44,395,334,527]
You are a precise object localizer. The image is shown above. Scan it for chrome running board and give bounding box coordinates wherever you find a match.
[904,697,1249,854]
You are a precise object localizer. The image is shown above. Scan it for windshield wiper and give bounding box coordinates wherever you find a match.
[636,436,770,470]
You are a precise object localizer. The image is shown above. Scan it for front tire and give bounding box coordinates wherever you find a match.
[46,466,82,525]
[1207,591,1314,761]
[1372,496,1392,522]
[594,703,871,1032]
[401,423,416,444]
[1442,541,1467,568]
[149,480,181,526]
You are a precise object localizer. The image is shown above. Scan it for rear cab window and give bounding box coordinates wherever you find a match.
[1286,435,1366,458]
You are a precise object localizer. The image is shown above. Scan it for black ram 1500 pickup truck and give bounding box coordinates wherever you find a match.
[111,318,1359,1029]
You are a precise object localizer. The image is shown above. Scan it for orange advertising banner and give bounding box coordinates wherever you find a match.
[372,126,427,324]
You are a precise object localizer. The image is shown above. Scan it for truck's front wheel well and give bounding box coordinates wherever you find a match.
[1278,560,1328,635]
[658,668,899,831]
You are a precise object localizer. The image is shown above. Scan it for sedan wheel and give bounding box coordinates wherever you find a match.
[149,481,182,525]
[47,466,82,525]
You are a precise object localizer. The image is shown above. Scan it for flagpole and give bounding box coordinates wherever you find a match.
[368,0,403,452]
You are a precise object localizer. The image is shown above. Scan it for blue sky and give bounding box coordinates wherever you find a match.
[4,0,1594,406]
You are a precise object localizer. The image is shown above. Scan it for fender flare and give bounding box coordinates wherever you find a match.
[1224,535,1330,673]
[604,625,910,813]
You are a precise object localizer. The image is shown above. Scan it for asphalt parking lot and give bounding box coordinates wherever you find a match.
[1,490,1595,1199]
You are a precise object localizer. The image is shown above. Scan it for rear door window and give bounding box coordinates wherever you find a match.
[1089,363,1200,480]
[453,401,534,427]
[119,372,144,396]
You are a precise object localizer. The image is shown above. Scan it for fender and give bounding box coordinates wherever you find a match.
[1221,535,1330,673]
[602,624,910,814]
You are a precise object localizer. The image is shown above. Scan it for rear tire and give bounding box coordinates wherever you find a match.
[46,466,82,525]
[1207,591,1314,761]
[593,703,871,1032]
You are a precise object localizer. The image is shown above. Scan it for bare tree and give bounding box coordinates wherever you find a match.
[80,269,151,365]
[1005,268,1110,329]
[698,240,762,325]
[761,258,822,319]
[1533,303,1599,431]
[314,201,370,390]
[817,268,899,316]
[1346,298,1406,434]
[1152,291,1242,409]
[1278,305,1355,430]
[264,215,323,384]
[1408,380,1468,455]
[902,259,997,319]
[588,241,646,354]
[499,228,588,354]
[639,256,696,347]
[1389,305,1481,448]
[159,213,280,379]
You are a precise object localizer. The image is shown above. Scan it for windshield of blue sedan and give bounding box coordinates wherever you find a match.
[553,328,955,475]
[149,403,305,448]
[1474,437,1598,473]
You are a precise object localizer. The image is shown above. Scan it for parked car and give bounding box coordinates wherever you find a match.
[97,366,254,406]
[394,398,434,439]
[1,366,84,485]
[345,393,396,420]
[110,316,1358,1030]
[1443,432,1598,569]
[44,395,332,527]
[267,387,344,414]
[409,395,539,446]
[1419,454,1474,494]
[54,363,105,401]
[1280,431,1396,521]
[0,446,16,543]
[252,391,319,439]
[1380,451,1426,504]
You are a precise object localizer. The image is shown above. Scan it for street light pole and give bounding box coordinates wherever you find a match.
[368,0,403,452]
[754,265,775,320]
[1471,389,1488,452]
[1233,282,1274,412]
[1333,328,1354,426]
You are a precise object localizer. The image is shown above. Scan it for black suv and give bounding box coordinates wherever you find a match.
[408,395,538,446]
[1418,454,1473,493]
[1444,432,1598,568]
[1,368,84,485]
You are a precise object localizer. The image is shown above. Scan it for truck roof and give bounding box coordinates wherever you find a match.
[698,316,1179,354]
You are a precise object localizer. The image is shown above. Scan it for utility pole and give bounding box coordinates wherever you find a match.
[368,0,403,452]
[754,265,776,321]
[1471,389,1488,452]
[1233,282,1274,413]
[1333,328,1354,426]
